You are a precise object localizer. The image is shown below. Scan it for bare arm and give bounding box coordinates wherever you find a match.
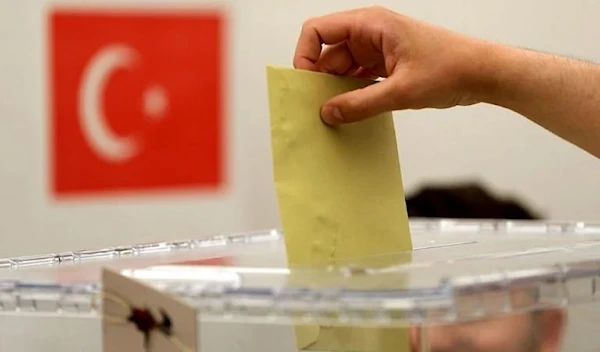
[476,44,600,157]
[293,6,600,158]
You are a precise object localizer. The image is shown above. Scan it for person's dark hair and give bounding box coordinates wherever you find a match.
[405,182,542,220]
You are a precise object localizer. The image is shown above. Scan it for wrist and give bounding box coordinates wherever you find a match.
[461,40,526,108]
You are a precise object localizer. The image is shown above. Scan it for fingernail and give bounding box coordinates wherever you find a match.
[321,106,344,125]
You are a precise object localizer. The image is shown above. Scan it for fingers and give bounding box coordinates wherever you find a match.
[295,6,406,124]
[321,77,402,125]
[316,43,381,78]
[293,12,355,70]
[350,66,380,80]
[315,42,357,75]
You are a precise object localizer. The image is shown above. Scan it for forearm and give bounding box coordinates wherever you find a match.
[474,42,600,157]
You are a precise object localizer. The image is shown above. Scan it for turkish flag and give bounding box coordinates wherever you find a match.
[48,8,226,196]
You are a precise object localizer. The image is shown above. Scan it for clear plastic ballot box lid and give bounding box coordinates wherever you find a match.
[1,219,600,351]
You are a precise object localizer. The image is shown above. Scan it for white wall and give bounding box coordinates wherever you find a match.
[0,0,599,257]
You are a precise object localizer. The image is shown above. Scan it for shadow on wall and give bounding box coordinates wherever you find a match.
[405,181,542,220]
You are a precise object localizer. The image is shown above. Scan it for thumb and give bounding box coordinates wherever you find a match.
[320,77,401,125]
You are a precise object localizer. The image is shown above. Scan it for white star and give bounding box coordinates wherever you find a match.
[143,84,168,119]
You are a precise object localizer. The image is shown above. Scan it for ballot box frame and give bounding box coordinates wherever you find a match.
[0,219,599,333]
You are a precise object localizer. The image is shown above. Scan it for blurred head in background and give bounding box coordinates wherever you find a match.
[406,181,542,220]
[405,181,565,352]
[410,294,565,352]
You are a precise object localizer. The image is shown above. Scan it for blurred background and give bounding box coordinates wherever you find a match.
[0,0,598,257]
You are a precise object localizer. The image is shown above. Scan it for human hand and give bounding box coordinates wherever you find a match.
[293,6,492,125]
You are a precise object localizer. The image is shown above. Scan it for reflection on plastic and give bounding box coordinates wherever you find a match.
[410,309,566,352]
[121,266,244,286]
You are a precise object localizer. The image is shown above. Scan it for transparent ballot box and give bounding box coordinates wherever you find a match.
[1,219,600,351]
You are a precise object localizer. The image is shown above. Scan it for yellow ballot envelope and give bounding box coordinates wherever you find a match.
[266,66,412,352]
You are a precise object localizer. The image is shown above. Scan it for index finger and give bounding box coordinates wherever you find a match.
[293,11,356,70]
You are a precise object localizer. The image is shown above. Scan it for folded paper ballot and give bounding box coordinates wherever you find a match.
[266,66,412,352]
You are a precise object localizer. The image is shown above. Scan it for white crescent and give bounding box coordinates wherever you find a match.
[78,44,140,163]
